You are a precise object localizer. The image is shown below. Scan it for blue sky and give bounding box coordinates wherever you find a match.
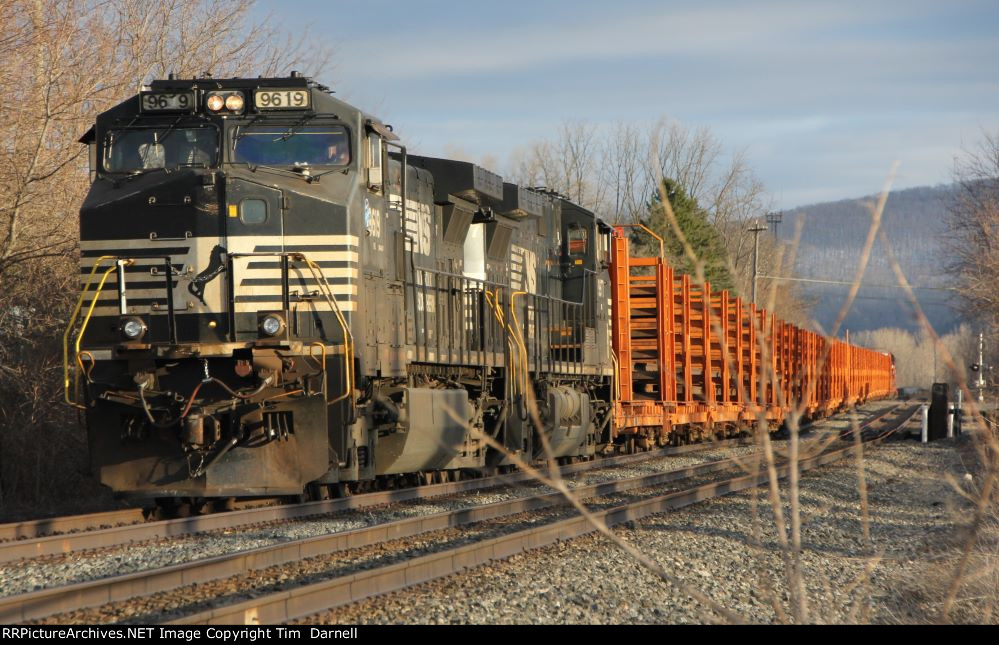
[257,0,999,209]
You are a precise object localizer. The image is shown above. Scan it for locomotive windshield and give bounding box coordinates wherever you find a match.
[103,126,218,172]
[232,125,350,166]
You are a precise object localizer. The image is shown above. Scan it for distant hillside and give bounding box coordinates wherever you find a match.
[777,184,962,334]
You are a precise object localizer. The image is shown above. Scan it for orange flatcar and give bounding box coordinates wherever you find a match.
[609,229,895,446]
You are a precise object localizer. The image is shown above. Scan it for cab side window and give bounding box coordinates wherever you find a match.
[366,134,383,190]
[598,230,611,266]
[567,224,588,256]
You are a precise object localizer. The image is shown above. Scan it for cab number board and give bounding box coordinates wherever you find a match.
[140,92,195,112]
[254,89,310,109]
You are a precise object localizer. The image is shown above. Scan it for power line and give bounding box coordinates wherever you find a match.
[757,275,958,292]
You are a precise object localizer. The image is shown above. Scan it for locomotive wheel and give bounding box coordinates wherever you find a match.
[152,497,192,519]
[173,501,194,518]
[307,483,330,501]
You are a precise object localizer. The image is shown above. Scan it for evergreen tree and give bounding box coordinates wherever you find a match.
[636,178,735,291]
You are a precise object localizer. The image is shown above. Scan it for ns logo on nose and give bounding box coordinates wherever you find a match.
[188,244,227,306]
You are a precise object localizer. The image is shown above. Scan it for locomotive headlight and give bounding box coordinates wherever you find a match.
[206,94,225,111]
[121,317,147,340]
[260,314,285,336]
[224,93,245,111]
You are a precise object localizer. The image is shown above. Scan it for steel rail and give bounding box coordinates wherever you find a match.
[0,402,908,622]
[1,401,894,545]
[0,435,759,562]
[0,508,148,543]
[0,405,909,624]
[164,404,916,626]
[0,442,774,623]
[0,406,906,623]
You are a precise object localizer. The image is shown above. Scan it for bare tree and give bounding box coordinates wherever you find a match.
[507,117,807,321]
[853,324,974,388]
[0,0,332,512]
[948,130,999,349]
[0,0,331,280]
[509,120,606,208]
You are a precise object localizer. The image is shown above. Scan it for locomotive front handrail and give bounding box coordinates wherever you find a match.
[63,256,134,408]
[227,251,355,406]
[66,251,356,409]
[301,256,354,405]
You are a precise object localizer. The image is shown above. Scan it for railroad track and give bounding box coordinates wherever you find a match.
[0,402,911,624]
[0,401,895,547]
[0,434,766,561]
[177,404,919,626]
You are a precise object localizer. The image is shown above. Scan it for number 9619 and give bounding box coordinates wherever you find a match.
[254,90,309,109]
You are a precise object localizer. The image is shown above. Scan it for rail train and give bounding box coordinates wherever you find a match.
[65,72,896,505]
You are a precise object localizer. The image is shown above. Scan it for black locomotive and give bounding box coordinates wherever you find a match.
[69,72,615,502]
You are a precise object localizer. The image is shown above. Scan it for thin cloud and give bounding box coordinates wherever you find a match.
[351,4,892,79]
[263,0,999,208]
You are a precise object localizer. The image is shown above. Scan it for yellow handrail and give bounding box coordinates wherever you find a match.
[63,256,119,408]
[302,256,354,405]
[509,291,530,396]
[64,253,355,409]
[485,289,519,396]
[609,349,621,401]
[307,341,327,373]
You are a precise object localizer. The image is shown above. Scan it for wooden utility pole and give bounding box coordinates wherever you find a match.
[748,220,767,305]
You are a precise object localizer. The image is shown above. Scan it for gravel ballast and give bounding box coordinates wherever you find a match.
[0,442,773,597]
[313,422,976,624]
[4,401,917,624]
